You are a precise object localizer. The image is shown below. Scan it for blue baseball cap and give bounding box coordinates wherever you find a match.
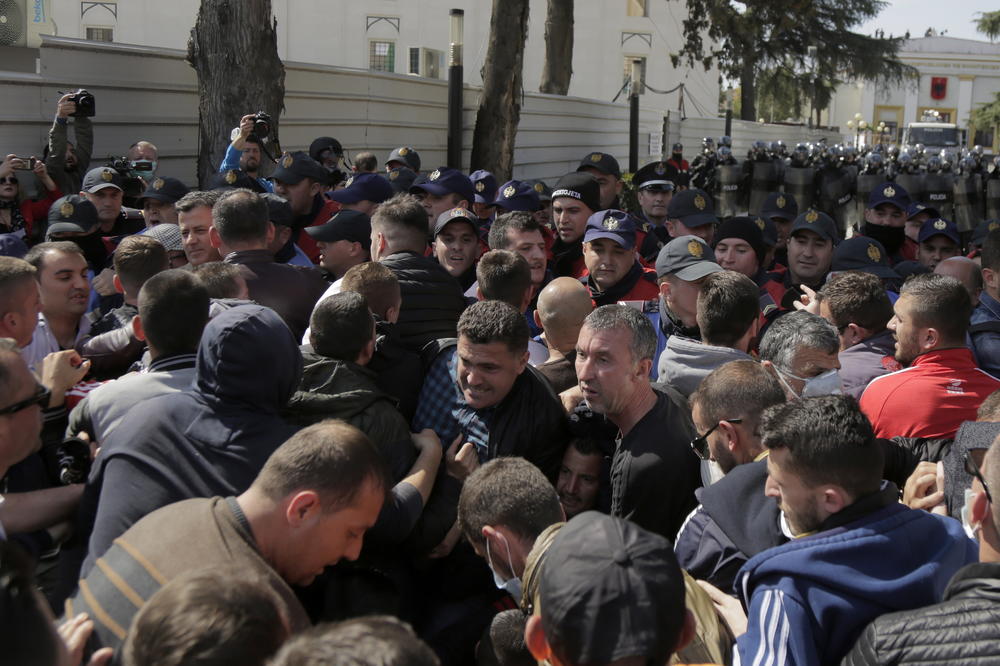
[383,166,417,193]
[583,210,636,250]
[831,237,899,280]
[470,170,498,204]
[760,192,798,221]
[493,180,541,213]
[666,188,717,228]
[790,208,839,245]
[868,181,911,210]
[410,167,476,204]
[906,202,940,220]
[577,152,622,179]
[918,217,960,245]
[272,151,328,185]
[328,172,394,205]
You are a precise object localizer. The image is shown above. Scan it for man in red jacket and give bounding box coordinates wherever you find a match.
[581,210,659,306]
[272,151,339,264]
[860,273,1000,439]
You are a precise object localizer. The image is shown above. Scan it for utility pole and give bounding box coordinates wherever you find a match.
[629,58,641,173]
[447,9,464,169]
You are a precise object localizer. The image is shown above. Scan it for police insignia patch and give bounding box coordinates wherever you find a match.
[694,194,706,210]
[101,169,113,182]
[503,185,516,198]
[867,244,881,262]
[59,201,74,218]
[883,186,895,198]
[225,170,237,185]
[534,182,544,193]
[475,181,485,193]
[805,209,819,223]
[603,217,620,231]
[398,147,409,156]
[991,222,1000,232]
[776,195,786,208]
[655,164,666,175]
[389,170,399,181]
[933,219,947,230]
[687,240,704,258]
[153,178,164,190]
[589,153,602,163]
[281,154,294,169]
[755,218,766,230]
[429,169,441,181]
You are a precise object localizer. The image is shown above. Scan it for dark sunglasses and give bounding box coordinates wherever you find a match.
[689,418,743,461]
[0,384,50,416]
[0,176,18,185]
[965,450,993,505]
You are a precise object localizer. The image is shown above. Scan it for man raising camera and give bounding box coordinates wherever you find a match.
[219,113,274,193]
[45,92,93,196]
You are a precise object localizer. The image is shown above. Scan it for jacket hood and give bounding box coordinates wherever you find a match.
[657,336,751,396]
[288,353,388,419]
[195,304,302,412]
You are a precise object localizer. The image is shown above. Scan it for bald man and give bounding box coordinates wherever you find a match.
[534,277,594,393]
[935,256,982,308]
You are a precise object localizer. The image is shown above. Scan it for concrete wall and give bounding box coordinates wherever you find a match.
[0,36,668,188]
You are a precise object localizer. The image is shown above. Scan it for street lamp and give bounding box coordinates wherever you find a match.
[447,9,464,169]
[858,119,868,149]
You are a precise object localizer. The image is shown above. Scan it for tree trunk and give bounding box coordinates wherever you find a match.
[187,0,285,188]
[540,0,574,95]
[470,0,530,182]
[739,58,756,121]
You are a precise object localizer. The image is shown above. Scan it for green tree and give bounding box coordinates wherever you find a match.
[976,10,1000,41]
[671,0,915,122]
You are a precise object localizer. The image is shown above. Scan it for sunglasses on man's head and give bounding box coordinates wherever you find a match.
[965,450,993,505]
[689,418,743,461]
[0,384,50,416]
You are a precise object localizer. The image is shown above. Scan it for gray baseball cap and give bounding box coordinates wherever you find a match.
[654,235,723,281]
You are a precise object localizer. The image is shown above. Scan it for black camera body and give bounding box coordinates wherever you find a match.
[107,156,145,201]
[251,111,272,140]
[67,89,96,118]
[56,436,92,485]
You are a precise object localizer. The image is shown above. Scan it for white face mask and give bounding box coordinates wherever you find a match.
[776,367,842,399]
[486,535,522,603]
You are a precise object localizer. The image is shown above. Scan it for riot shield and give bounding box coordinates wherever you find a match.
[895,173,924,208]
[715,164,743,218]
[855,174,882,226]
[784,166,815,213]
[749,161,779,217]
[815,167,855,237]
[954,174,985,232]
[923,173,955,221]
[987,178,1000,221]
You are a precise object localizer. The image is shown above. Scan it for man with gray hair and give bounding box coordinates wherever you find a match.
[575,304,700,539]
[759,310,842,400]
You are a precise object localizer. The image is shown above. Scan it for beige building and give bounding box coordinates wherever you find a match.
[828,35,1000,151]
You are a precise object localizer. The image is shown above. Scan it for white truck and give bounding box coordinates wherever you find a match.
[902,122,965,153]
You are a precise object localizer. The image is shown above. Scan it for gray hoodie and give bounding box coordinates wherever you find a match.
[657,335,753,397]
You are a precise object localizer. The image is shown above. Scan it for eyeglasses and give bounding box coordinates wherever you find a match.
[0,384,50,416]
[0,176,18,185]
[689,418,743,460]
[965,450,993,505]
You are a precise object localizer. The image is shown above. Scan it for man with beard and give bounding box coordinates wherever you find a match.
[550,173,601,278]
[860,273,1000,440]
[554,438,602,519]
[219,114,274,193]
[45,92,92,197]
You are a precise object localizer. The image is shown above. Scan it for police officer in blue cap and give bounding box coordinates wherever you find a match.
[633,161,678,262]
[409,167,475,229]
[581,210,659,306]
[470,170,498,221]
[916,218,961,271]
[861,182,911,263]
[492,180,541,216]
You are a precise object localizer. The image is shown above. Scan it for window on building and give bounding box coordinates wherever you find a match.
[409,48,420,75]
[85,27,114,42]
[974,127,995,151]
[627,0,648,17]
[369,40,395,73]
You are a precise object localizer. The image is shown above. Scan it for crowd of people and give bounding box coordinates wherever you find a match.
[5,95,1000,666]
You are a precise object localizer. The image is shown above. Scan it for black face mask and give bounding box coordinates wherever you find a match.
[672,152,683,160]
[864,223,905,256]
[68,233,108,270]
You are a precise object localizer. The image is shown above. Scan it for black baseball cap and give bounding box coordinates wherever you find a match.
[831,237,899,280]
[304,210,372,244]
[760,191,798,221]
[906,202,940,220]
[583,210,637,250]
[918,217,961,245]
[328,172,394,205]
[538,511,686,666]
[261,193,294,227]
[971,219,1000,248]
[433,207,479,237]
[493,180,541,213]
[82,167,124,193]
[633,161,677,192]
[137,176,190,205]
[386,146,421,172]
[208,169,267,193]
[551,172,601,214]
[383,166,417,193]
[655,235,723,280]
[868,181,911,210]
[576,152,622,179]
[525,179,552,202]
[666,188,717,228]
[409,167,476,204]
[470,170,498,204]
[272,151,329,185]
[790,209,839,245]
[47,194,100,235]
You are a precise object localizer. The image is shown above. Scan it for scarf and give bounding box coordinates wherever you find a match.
[0,199,26,234]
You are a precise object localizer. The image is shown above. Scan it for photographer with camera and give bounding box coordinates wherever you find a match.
[219,113,274,193]
[45,91,93,198]
[0,154,62,246]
